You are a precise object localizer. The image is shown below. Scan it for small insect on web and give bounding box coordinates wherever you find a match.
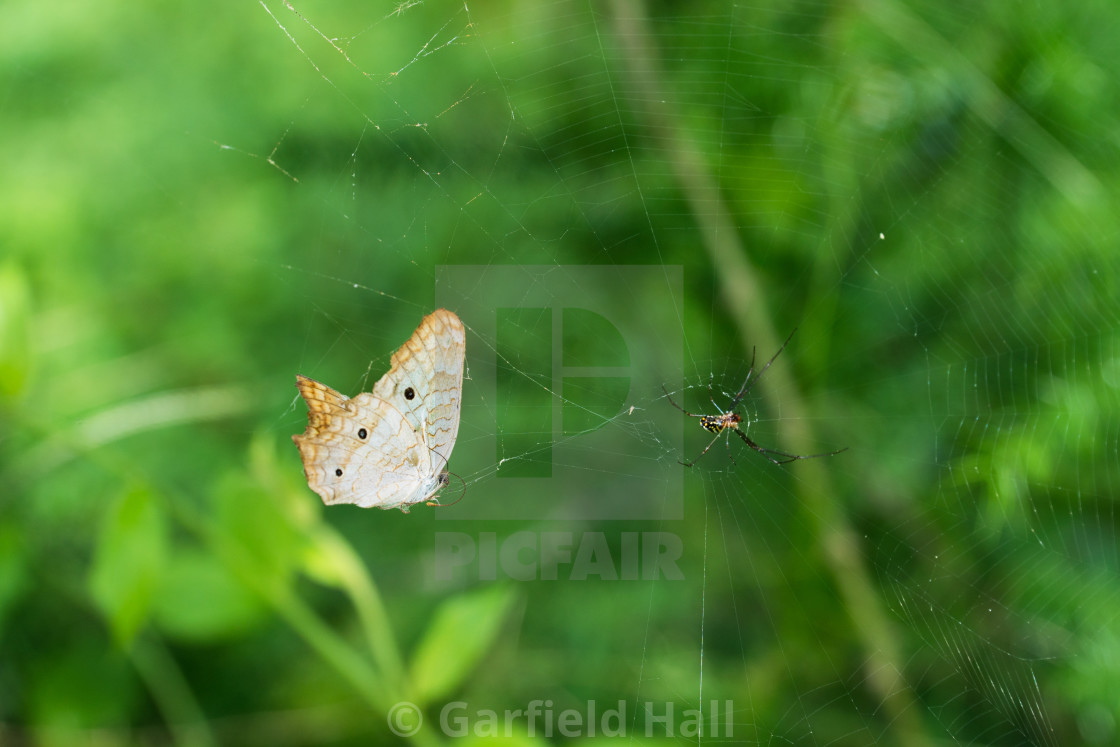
[664,328,848,467]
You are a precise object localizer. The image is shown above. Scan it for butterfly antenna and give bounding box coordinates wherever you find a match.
[426,469,467,508]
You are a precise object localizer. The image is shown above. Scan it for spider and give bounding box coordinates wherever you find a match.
[664,329,848,467]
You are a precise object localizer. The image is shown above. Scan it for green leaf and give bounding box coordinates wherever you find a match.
[211,469,303,598]
[0,524,29,637]
[29,641,138,729]
[0,261,32,400]
[153,547,267,643]
[409,584,517,705]
[88,486,166,646]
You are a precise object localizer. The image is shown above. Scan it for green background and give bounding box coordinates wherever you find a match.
[3,0,1119,744]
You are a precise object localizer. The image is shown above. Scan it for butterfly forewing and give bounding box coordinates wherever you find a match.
[293,309,466,511]
[370,308,465,471]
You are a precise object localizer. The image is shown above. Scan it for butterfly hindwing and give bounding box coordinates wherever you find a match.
[293,309,466,511]
[293,377,431,509]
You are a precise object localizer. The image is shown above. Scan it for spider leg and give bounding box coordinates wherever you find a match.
[736,429,847,465]
[662,385,705,419]
[758,328,798,378]
[678,430,724,468]
[722,430,738,466]
[728,328,798,411]
[706,382,725,413]
[727,345,758,407]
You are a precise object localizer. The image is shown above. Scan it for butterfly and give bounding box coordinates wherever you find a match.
[293,309,465,511]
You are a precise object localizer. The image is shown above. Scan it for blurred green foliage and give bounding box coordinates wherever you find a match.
[2,0,1120,745]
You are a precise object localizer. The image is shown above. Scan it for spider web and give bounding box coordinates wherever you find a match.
[238,1,1119,743]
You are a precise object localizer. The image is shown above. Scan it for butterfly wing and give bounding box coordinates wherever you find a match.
[293,376,435,510]
[371,308,465,473]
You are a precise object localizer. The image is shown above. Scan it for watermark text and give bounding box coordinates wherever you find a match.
[386,699,736,738]
[433,531,684,581]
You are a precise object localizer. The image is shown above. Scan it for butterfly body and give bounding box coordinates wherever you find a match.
[293,309,465,511]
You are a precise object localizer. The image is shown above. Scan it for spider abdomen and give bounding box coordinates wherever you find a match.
[700,413,742,434]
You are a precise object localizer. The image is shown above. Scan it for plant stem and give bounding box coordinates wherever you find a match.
[130,635,218,747]
[608,2,929,744]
